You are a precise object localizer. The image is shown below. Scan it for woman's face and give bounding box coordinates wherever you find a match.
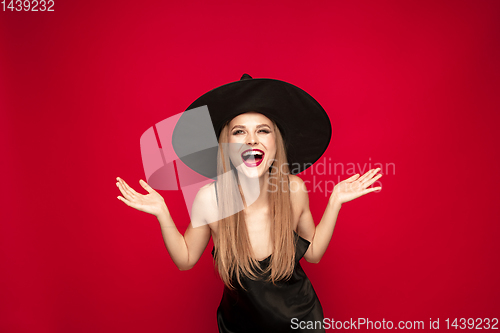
[227,112,276,178]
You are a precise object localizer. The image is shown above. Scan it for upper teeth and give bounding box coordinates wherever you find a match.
[243,151,263,156]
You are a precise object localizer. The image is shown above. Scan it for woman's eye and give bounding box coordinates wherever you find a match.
[232,129,270,135]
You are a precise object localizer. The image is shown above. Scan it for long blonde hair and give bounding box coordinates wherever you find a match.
[212,117,297,290]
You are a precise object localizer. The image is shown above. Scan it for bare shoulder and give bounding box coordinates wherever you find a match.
[191,182,219,229]
[289,174,305,191]
[289,175,309,226]
[288,175,315,242]
[197,181,216,198]
[289,175,309,203]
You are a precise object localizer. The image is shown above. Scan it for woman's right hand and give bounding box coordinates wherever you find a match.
[116,177,167,217]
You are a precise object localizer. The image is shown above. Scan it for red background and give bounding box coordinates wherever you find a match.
[1,1,499,332]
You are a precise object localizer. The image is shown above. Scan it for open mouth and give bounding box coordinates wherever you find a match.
[241,149,265,167]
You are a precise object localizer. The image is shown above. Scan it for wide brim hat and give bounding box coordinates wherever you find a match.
[172,74,332,179]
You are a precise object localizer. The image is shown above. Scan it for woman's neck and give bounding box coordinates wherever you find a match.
[237,170,270,211]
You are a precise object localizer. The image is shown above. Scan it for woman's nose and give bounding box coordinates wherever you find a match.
[246,133,259,145]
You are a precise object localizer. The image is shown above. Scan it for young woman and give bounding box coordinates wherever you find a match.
[116,74,382,333]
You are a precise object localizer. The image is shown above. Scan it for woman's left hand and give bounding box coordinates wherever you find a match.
[330,168,382,205]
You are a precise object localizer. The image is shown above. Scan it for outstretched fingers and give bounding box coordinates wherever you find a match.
[361,173,383,189]
[345,173,360,183]
[356,170,372,183]
[357,168,380,183]
[361,186,382,195]
[116,178,139,200]
[117,194,135,207]
[139,179,155,194]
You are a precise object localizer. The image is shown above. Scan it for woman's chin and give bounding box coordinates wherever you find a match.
[236,166,260,178]
[236,163,267,178]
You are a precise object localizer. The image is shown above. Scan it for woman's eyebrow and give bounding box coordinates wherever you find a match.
[231,124,271,131]
[231,125,243,131]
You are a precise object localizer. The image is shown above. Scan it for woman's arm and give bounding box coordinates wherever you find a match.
[291,169,382,264]
[116,178,213,271]
[293,188,341,264]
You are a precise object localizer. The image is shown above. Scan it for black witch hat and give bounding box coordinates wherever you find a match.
[172,74,332,179]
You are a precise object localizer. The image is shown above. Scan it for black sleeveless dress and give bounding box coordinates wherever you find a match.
[211,182,325,333]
